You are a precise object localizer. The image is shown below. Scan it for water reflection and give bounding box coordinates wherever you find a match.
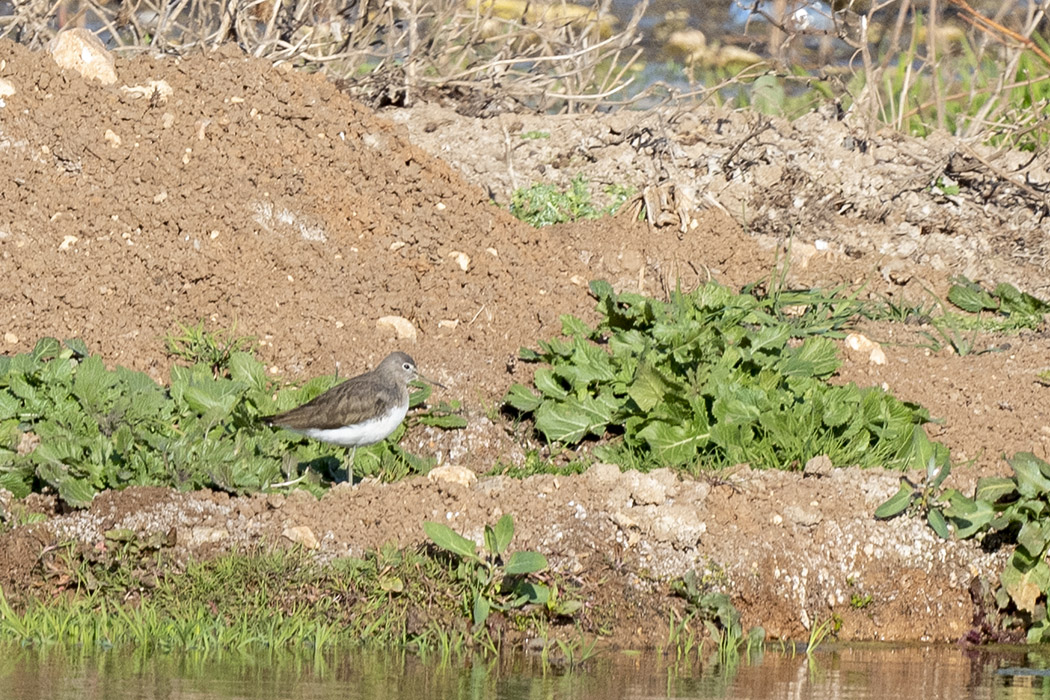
[0,643,1046,699]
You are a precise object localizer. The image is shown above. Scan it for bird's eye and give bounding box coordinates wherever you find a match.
[403,363,412,371]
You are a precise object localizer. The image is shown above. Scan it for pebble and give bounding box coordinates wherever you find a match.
[376,315,417,342]
[49,28,117,85]
[283,525,320,550]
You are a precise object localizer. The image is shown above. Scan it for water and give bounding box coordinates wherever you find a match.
[1,643,1048,699]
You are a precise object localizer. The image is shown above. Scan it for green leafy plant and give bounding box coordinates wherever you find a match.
[0,336,461,507]
[671,569,765,656]
[917,277,1050,355]
[505,280,937,473]
[873,430,953,538]
[509,174,628,227]
[941,452,1050,642]
[414,396,468,430]
[423,515,567,634]
[946,276,1050,326]
[805,616,835,655]
[164,320,256,377]
[879,451,1050,643]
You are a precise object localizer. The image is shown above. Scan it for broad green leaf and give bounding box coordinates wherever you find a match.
[57,476,96,508]
[534,392,616,444]
[181,381,243,419]
[513,581,550,606]
[7,374,40,410]
[712,386,765,424]
[637,419,709,465]
[588,279,614,301]
[538,336,573,358]
[1023,451,1050,480]
[1002,555,1050,614]
[0,391,19,421]
[994,282,1050,315]
[556,340,616,386]
[72,355,116,413]
[492,514,514,555]
[821,391,853,428]
[117,368,168,423]
[777,337,840,378]
[505,550,548,575]
[874,482,913,519]
[747,324,790,362]
[560,315,592,337]
[927,508,950,539]
[408,383,433,409]
[0,465,33,498]
[1018,521,1050,559]
[0,419,18,450]
[533,369,569,400]
[228,352,267,391]
[422,521,478,561]
[30,337,62,362]
[472,594,491,626]
[417,414,469,429]
[112,424,134,455]
[31,440,83,469]
[628,362,677,412]
[947,280,997,312]
[975,476,1017,503]
[1010,452,1050,498]
[63,338,90,357]
[900,426,949,473]
[942,491,996,539]
[504,384,542,412]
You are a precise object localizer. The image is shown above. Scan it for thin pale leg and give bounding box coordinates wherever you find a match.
[347,446,357,485]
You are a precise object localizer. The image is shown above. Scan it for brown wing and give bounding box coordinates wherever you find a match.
[266,370,402,430]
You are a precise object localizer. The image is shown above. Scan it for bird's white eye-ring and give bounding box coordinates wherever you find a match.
[403,363,412,371]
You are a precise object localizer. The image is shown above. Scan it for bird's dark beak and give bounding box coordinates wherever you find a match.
[415,371,446,390]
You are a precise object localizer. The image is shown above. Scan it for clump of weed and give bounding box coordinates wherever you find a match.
[505,280,938,473]
[0,333,463,507]
[510,175,633,227]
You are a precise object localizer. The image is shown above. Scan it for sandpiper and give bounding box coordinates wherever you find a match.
[263,351,442,483]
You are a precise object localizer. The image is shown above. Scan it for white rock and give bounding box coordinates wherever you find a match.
[376,315,417,342]
[650,505,706,548]
[188,526,229,544]
[49,28,117,85]
[427,465,477,488]
[845,332,876,352]
[119,80,173,102]
[449,251,470,272]
[630,473,667,506]
[282,525,320,550]
[846,332,887,365]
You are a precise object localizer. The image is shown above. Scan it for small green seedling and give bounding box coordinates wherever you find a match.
[423,515,555,632]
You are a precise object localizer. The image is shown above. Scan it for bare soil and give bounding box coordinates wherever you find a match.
[1,38,1049,644]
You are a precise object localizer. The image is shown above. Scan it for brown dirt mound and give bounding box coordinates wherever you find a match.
[1,37,1049,644]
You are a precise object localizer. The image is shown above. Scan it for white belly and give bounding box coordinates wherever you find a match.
[298,404,409,447]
